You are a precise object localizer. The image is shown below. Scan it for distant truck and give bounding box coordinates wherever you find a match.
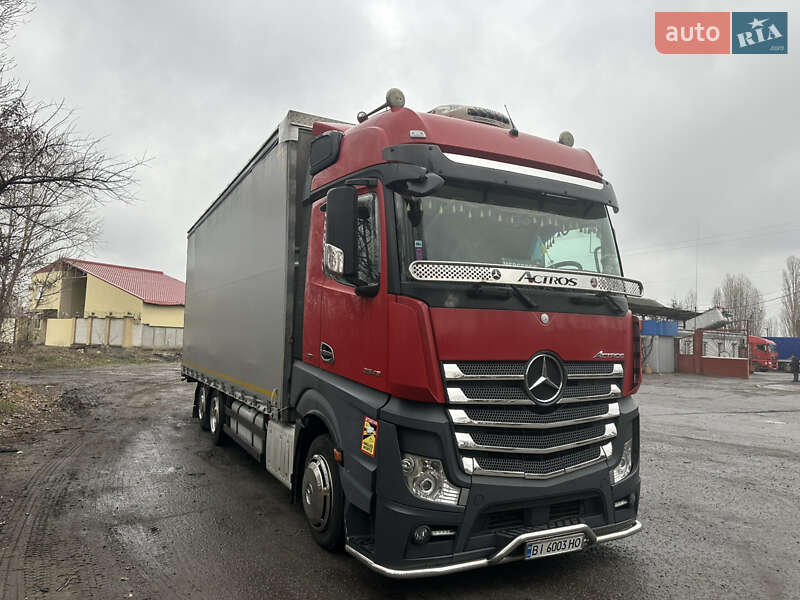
[181,89,643,577]
[749,336,778,371]
[765,337,800,371]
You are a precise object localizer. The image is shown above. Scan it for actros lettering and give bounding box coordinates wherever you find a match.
[518,272,578,287]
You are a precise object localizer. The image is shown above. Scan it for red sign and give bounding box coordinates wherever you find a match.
[655,12,731,54]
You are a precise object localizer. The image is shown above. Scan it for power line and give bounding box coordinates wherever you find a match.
[718,292,790,311]
[624,219,800,252]
[624,223,800,256]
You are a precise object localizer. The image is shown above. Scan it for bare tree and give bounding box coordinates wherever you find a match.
[763,316,782,337]
[780,255,800,336]
[0,0,143,323]
[712,287,723,307]
[0,183,100,317]
[670,289,697,311]
[712,274,765,335]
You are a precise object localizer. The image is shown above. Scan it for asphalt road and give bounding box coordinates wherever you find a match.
[1,364,798,599]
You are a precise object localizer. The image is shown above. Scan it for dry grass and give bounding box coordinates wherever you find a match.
[0,381,60,444]
[0,344,179,371]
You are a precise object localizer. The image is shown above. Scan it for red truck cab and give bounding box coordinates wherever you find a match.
[749,336,778,371]
[293,92,642,576]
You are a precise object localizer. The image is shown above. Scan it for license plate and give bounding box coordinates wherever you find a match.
[525,534,585,560]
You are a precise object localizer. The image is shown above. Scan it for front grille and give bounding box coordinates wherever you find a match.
[459,382,526,400]
[563,382,613,399]
[455,361,523,377]
[460,403,610,425]
[451,361,620,379]
[472,445,602,475]
[454,380,617,402]
[445,359,622,479]
[469,423,605,450]
[566,362,619,377]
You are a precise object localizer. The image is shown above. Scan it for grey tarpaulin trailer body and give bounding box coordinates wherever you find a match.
[181,111,340,470]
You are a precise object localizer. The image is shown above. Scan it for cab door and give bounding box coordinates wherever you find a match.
[318,187,389,391]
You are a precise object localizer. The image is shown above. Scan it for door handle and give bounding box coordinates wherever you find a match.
[320,342,335,363]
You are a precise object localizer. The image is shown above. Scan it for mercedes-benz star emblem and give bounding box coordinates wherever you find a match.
[523,353,566,405]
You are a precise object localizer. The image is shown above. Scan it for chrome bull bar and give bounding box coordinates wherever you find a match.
[345,520,642,579]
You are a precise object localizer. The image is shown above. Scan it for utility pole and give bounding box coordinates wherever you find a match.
[694,224,699,313]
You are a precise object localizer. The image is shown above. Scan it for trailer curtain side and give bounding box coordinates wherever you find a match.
[183,112,328,416]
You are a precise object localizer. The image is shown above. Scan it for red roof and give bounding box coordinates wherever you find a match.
[36,259,185,306]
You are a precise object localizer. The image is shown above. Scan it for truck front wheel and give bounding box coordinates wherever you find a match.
[301,434,344,550]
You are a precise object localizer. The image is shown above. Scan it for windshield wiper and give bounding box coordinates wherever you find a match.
[569,291,626,314]
[509,284,538,309]
[467,283,538,309]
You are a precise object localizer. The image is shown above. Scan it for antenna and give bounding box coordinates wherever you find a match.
[503,104,519,137]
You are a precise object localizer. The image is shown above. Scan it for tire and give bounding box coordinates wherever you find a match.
[301,434,344,550]
[209,391,226,446]
[197,385,210,431]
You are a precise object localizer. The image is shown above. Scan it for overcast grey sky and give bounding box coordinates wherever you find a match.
[8,0,798,323]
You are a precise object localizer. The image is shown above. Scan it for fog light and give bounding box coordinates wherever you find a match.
[412,525,431,544]
[401,453,462,505]
[610,439,633,484]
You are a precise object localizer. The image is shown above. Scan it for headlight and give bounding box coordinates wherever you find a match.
[610,439,633,484]
[400,453,461,505]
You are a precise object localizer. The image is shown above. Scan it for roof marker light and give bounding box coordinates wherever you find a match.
[558,131,575,147]
[386,87,405,108]
[357,87,406,123]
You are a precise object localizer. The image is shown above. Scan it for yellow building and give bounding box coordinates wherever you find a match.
[31,259,185,327]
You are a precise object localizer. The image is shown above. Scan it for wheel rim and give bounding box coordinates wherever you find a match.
[210,395,219,433]
[302,454,333,531]
[198,388,207,420]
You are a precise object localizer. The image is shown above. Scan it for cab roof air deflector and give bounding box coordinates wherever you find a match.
[382,144,619,212]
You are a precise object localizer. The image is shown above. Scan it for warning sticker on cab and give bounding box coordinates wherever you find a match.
[361,416,378,457]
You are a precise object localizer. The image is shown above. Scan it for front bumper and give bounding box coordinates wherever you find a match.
[346,520,642,579]
[342,394,640,577]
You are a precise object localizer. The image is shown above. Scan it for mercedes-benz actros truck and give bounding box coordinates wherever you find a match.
[182,89,643,578]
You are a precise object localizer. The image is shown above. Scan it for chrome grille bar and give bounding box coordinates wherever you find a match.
[447,384,621,405]
[443,363,522,381]
[442,362,623,381]
[567,363,624,380]
[461,443,613,480]
[455,423,616,454]
[449,402,620,429]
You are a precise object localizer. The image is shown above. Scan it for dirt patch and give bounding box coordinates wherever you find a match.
[0,344,180,371]
[58,387,100,411]
[0,380,66,447]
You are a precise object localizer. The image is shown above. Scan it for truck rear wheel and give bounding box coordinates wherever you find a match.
[197,385,210,431]
[209,391,226,446]
[301,434,344,550]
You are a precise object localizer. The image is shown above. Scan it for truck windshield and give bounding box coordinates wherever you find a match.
[394,184,622,278]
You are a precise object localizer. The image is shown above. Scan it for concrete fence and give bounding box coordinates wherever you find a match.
[42,316,182,349]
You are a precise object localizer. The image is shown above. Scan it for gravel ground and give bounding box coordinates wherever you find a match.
[0,364,798,599]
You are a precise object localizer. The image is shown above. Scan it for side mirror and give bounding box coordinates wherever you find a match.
[324,186,358,278]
